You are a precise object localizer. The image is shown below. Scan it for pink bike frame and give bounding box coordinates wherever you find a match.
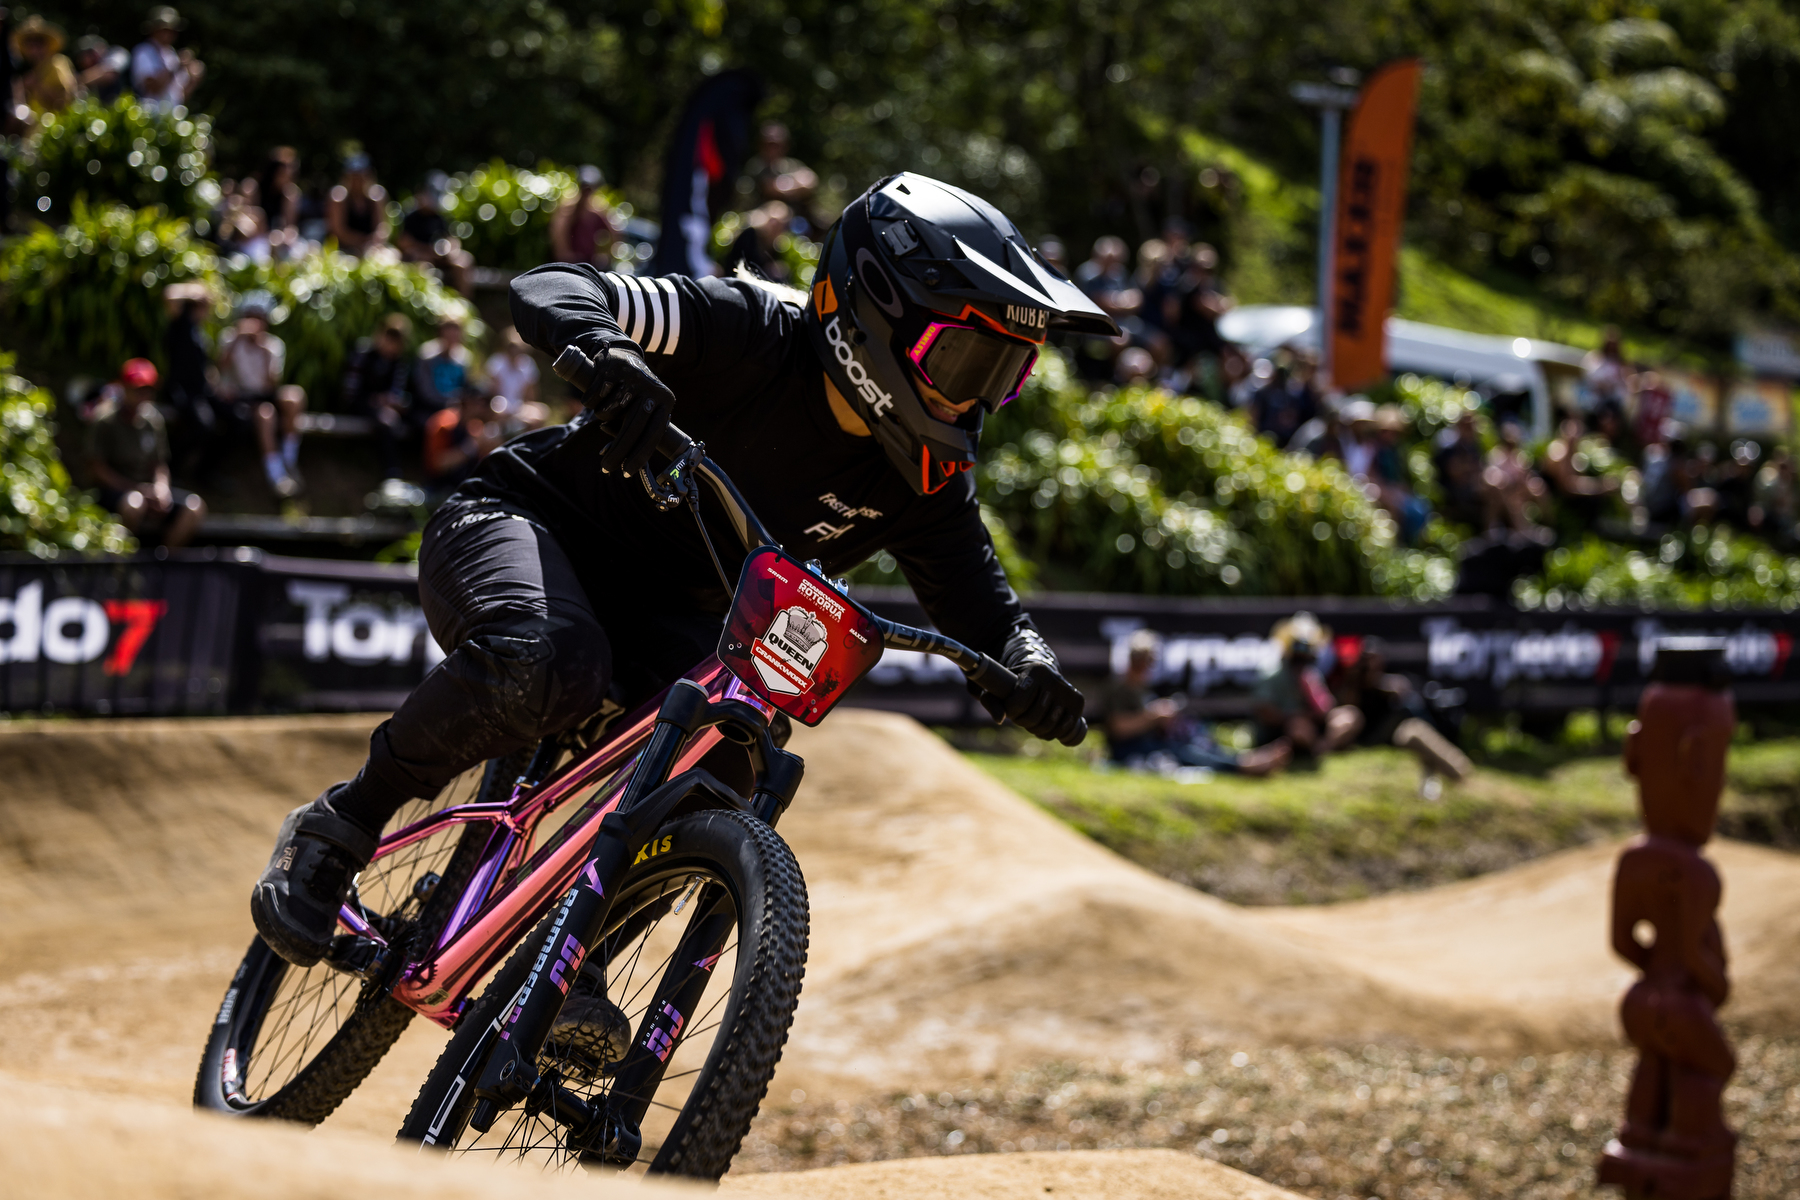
[357,658,773,1029]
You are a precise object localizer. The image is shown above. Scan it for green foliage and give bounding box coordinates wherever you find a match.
[438,161,584,272]
[0,201,212,373]
[0,201,475,402]
[219,254,480,407]
[1517,525,1800,611]
[0,359,133,559]
[12,97,217,221]
[979,354,1455,599]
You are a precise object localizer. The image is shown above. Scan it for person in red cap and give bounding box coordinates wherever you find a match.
[87,358,207,548]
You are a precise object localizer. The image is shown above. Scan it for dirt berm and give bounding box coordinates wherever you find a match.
[2,709,1795,1195]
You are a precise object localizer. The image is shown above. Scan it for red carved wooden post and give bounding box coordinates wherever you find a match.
[1598,637,1737,1200]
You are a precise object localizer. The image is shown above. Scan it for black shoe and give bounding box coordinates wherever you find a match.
[547,961,631,1078]
[250,789,378,968]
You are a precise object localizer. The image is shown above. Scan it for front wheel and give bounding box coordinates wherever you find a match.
[397,808,809,1179]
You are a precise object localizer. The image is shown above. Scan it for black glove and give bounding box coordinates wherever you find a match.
[581,342,676,478]
[978,626,1086,746]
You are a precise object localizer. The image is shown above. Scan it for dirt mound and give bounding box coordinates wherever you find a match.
[719,1148,1304,1199]
[0,1072,699,1200]
[1,709,1795,1147]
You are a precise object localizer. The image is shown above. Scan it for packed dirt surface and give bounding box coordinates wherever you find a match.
[1,709,1795,1195]
[721,1148,1304,1199]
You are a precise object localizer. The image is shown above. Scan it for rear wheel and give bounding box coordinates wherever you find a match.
[193,749,533,1122]
[397,809,808,1180]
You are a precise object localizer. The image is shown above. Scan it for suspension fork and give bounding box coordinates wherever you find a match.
[467,679,713,1130]
[575,886,735,1164]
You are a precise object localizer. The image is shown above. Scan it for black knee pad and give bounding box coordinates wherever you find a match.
[453,617,611,745]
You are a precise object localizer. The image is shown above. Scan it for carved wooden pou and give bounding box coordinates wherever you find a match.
[1598,638,1736,1200]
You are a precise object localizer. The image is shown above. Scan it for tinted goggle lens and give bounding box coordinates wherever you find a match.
[908,321,1040,411]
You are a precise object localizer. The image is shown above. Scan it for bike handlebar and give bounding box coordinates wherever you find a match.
[551,345,1087,746]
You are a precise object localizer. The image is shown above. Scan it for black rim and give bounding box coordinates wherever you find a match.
[444,863,745,1171]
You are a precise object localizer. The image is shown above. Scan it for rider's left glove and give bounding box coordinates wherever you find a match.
[582,341,677,478]
[978,626,1087,747]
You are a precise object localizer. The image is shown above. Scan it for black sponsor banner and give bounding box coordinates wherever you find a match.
[0,552,247,716]
[5,553,1800,720]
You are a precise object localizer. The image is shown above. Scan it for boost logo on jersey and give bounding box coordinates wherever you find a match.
[824,316,894,418]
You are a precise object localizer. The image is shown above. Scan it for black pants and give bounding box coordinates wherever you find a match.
[340,502,719,834]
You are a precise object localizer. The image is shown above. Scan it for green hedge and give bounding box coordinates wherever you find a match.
[979,354,1455,599]
[0,202,477,404]
[13,97,216,221]
[0,358,133,558]
[1519,528,1800,610]
[0,201,212,373]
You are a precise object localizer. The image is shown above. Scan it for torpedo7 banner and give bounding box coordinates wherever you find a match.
[6,552,1800,721]
[1329,58,1422,392]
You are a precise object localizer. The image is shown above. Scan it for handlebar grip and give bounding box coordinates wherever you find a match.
[553,344,694,464]
[1061,717,1089,748]
[967,653,1018,700]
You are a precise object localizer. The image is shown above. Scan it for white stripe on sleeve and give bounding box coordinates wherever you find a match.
[641,276,667,354]
[620,275,649,347]
[653,277,681,355]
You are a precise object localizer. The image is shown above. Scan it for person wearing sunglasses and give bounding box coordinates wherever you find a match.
[251,174,1120,966]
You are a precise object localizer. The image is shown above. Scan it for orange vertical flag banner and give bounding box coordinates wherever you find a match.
[1330,58,1423,391]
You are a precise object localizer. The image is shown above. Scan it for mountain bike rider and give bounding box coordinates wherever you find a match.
[251,173,1121,975]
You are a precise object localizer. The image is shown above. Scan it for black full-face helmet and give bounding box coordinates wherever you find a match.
[805,173,1119,495]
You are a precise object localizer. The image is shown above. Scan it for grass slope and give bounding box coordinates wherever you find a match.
[953,733,1800,906]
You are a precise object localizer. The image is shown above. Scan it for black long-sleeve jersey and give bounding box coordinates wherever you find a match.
[453,263,1031,659]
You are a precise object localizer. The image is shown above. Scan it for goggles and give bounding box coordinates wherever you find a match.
[907,307,1042,413]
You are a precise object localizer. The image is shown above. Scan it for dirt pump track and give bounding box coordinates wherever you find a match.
[1,709,1796,1198]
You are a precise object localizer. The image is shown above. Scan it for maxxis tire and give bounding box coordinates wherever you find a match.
[192,750,530,1123]
[396,808,809,1180]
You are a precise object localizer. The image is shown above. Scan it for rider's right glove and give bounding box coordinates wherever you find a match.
[978,626,1087,747]
[581,341,677,478]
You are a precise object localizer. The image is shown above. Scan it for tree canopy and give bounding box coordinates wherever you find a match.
[38,0,1800,345]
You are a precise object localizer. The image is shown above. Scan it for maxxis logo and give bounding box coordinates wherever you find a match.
[824,316,895,419]
[0,582,167,675]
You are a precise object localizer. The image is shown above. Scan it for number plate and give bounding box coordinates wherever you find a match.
[717,546,884,726]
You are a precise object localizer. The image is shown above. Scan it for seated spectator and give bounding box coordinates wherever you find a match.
[216,178,272,260]
[398,176,473,295]
[550,165,619,267]
[87,359,207,548]
[327,154,389,256]
[1631,366,1673,451]
[1750,448,1798,543]
[1098,631,1288,776]
[742,122,820,229]
[1327,635,1470,789]
[131,6,203,112]
[414,316,477,414]
[1432,409,1486,527]
[1248,352,1319,446]
[1582,325,1628,414]
[1482,417,1546,532]
[1338,398,1378,479]
[424,391,506,489]
[727,200,796,282]
[1251,613,1363,760]
[216,292,308,498]
[73,35,131,106]
[160,281,215,474]
[482,327,550,431]
[343,313,418,479]
[1368,405,1430,542]
[1075,236,1143,321]
[1539,415,1622,536]
[254,147,304,259]
[14,17,77,115]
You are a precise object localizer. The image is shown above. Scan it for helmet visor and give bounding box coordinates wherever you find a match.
[908,319,1040,412]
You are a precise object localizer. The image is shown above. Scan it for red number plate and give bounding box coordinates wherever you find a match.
[717,547,884,726]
